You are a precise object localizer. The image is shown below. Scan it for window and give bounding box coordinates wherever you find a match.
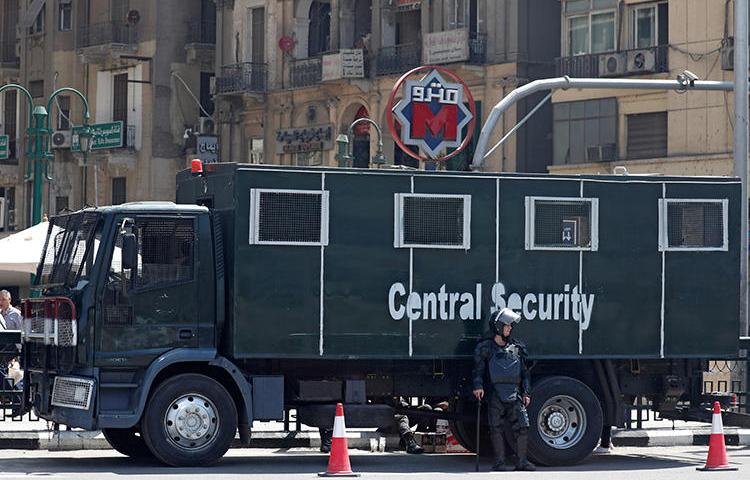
[56,95,70,130]
[564,0,616,55]
[250,7,265,62]
[113,73,128,124]
[58,0,72,31]
[199,72,215,117]
[29,80,44,98]
[55,195,69,214]
[0,187,15,232]
[28,4,45,35]
[308,1,330,56]
[631,2,668,48]
[627,112,667,160]
[111,177,126,205]
[2,90,17,164]
[525,197,599,251]
[659,199,728,251]
[553,98,617,165]
[249,189,330,246]
[394,194,471,249]
[135,218,195,289]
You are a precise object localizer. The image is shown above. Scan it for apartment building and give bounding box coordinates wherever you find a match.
[213,0,560,172]
[549,0,735,176]
[0,0,217,234]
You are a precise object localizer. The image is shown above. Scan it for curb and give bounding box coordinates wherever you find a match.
[0,428,748,451]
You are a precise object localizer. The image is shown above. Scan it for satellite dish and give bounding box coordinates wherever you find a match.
[126,10,141,25]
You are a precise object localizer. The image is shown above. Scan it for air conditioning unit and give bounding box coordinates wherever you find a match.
[586,144,617,162]
[627,49,656,74]
[51,130,72,149]
[598,53,626,77]
[197,117,215,135]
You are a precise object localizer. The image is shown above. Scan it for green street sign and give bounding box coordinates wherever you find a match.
[0,135,8,160]
[72,121,124,151]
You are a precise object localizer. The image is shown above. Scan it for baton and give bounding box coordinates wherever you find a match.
[475,398,482,472]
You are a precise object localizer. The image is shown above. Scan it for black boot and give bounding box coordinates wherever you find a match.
[515,433,537,471]
[403,433,424,454]
[490,429,515,471]
[319,428,332,453]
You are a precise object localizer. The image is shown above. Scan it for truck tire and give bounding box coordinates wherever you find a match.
[140,373,238,467]
[448,397,487,454]
[527,376,603,466]
[102,427,152,458]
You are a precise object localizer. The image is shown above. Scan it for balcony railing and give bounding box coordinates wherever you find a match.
[468,32,487,65]
[77,22,137,48]
[0,41,19,67]
[376,42,421,76]
[216,62,268,94]
[556,45,669,77]
[187,20,216,45]
[290,57,323,88]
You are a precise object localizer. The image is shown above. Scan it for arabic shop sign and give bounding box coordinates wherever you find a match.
[72,121,124,151]
[196,135,219,163]
[275,124,334,154]
[424,28,469,64]
[322,49,365,81]
[0,135,8,160]
[387,66,476,162]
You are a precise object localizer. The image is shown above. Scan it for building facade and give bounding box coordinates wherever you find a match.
[0,0,217,235]
[549,0,736,176]
[213,0,560,173]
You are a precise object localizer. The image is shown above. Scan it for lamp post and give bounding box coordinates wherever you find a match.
[335,118,386,168]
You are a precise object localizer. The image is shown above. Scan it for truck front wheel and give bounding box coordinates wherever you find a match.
[102,427,151,458]
[527,376,603,466]
[141,373,238,467]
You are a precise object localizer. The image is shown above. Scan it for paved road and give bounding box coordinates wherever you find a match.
[0,446,745,479]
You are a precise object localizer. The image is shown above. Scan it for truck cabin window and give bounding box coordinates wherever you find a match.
[36,212,102,288]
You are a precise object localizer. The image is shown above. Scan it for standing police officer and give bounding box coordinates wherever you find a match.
[472,308,536,471]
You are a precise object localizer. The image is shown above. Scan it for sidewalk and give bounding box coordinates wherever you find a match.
[0,412,749,451]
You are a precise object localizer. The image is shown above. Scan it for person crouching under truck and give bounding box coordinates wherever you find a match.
[472,308,536,472]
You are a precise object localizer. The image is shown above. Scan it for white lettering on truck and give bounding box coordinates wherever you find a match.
[388,282,596,330]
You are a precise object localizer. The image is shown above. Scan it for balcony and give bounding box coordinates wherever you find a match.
[216,62,267,95]
[556,45,669,77]
[290,57,323,88]
[0,41,19,70]
[376,42,421,76]
[468,32,487,65]
[77,22,138,63]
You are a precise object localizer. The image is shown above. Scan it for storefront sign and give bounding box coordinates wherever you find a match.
[396,0,421,11]
[322,49,365,81]
[0,135,8,160]
[275,124,334,154]
[388,67,475,161]
[424,28,469,64]
[196,135,219,163]
[72,121,124,151]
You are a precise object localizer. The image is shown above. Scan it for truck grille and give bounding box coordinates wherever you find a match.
[22,297,77,347]
[51,377,94,410]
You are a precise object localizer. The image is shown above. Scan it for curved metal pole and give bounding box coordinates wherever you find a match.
[45,87,91,131]
[0,84,36,181]
[471,76,734,170]
[346,118,385,165]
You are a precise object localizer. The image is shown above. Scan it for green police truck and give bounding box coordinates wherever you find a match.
[9,162,746,467]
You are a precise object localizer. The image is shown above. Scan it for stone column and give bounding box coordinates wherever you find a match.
[330,0,340,51]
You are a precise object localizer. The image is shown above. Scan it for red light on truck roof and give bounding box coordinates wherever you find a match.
[191,159,203,175]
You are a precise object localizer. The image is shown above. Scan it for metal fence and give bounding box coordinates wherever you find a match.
[468,32,487,65]
[186,20,216,45]
[216,62,268,94]
[290,57,323,88]
[556,45,670,78]
[77,22,137,48]
[376,42,421,76]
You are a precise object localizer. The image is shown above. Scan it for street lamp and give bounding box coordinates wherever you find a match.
[337,118,386,168]
[77,124,93,206]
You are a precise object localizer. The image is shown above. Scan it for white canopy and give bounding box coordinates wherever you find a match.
[0,222,52,275]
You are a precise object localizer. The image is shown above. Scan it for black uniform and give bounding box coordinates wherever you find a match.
[473,336,532,468]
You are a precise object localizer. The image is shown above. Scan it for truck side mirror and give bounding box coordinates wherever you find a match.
[122,233,137,271]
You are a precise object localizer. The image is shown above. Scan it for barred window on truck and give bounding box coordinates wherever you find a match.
[525,197,599,251]
[249,189,330,246]
[393,193,472,249]
[658,199,728,251]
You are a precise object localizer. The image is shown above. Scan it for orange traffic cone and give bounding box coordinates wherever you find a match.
[319,403,360,477]
[697,401,737,471]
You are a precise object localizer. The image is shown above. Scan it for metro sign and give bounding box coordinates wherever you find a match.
[388,67,475,161]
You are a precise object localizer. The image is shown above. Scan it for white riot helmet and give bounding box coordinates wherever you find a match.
[490,308,521,336]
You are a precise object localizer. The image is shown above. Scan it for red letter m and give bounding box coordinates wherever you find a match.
[411,103,458,141]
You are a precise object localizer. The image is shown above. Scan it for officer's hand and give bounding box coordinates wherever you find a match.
[473,388,484,401]
[522,394,531,407]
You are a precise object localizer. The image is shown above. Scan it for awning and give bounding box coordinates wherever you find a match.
[0,221,51,274]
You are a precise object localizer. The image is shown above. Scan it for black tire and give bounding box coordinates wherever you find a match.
[527,376,603,466]
[141,373,237,467]
[102,427,152,458]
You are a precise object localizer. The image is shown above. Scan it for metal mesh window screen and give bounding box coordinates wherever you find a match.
[256,191,324,244]
[401,195,468,248]
[136,219,194,288]
[533,200,592,248]
[667,202,724,249]
[37,212,100,286]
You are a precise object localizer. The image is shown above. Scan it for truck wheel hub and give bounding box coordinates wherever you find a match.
[164,394,219,449]
[537,395,587,450]
[547,411,567,432]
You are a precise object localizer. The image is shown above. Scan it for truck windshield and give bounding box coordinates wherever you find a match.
[35,212,102,289]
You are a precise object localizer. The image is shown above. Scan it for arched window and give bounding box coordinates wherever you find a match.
[308,1,331,56]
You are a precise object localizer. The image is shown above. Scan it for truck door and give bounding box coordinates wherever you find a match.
[95,215,200,367]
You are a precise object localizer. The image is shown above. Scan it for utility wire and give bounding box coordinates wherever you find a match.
[171,71,213,119]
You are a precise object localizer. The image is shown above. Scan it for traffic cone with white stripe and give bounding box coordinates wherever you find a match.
[319,403,360,477]
[697,401,737,471]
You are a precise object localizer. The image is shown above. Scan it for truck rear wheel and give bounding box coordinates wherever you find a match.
[527,376,603,466]
[102,427,152,458]
[141,373,237,467]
